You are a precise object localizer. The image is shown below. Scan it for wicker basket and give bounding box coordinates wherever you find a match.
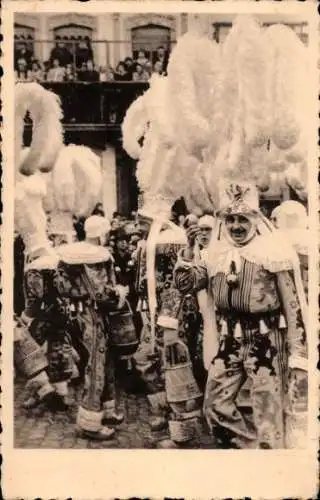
[165,341,202,403]
[165,340,202,403]
[165,363,202,403]
[169,418,197,443]
[14,327,48,378]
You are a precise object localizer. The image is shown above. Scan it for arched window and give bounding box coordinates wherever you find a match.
[14,23,35,42]
[131,24,171,67]
[50,24,94,68]
[53,24,93,41]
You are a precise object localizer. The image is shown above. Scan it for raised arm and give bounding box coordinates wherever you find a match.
[174,250,208,294]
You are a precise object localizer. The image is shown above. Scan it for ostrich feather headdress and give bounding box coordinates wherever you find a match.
[15,173,58,270]
[192,15,308,214]
[15,83,64,179]
[42,145,103,241]
[122,74,197,221]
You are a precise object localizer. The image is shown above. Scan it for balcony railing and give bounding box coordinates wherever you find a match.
[23,81,149,129]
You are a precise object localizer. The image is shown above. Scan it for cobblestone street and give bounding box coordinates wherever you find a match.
[14,374,216,450]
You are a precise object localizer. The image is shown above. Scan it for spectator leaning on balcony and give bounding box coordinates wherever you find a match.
[77,59,99,82]
[50,37,73,68]
[99,66,114,82]
[47,59,65,82]
[132,63,150,82]
[15,58,30,82]
[153,45,169,72]
[15,40,33,70]
[152,60,167,76]
[136,50,149,69]
[63,64,76,82]
[114,61,131,81]
[75,37,93,70]
[144,61,153,77]
[124,57,134,80]
[28,60,44,83]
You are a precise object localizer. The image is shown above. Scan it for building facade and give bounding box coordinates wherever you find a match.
[16,12,308,216]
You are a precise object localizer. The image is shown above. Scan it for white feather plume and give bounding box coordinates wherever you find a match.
[15,83,64,177]
[264,24,307,151]
[121,92,149,160]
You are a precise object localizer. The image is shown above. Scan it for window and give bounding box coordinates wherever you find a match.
[52,24,94,67]
[14,24,35,54]
[14,23,35,41]
[53,23,93,41]
[131,24,171,62]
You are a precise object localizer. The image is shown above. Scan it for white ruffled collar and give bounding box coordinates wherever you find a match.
[57,242,113,265]
[206,232,299,276]
[25,254,59,272]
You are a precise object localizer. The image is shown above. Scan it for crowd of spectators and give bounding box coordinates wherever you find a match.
[15,35,170,83]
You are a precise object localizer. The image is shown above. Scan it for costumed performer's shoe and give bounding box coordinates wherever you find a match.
[22,394,42,409]
[78,426,116,441]
[22,389,56,410]
[102,411,124,426]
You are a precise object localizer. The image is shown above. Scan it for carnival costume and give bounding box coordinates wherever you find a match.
[56,215,126,440]
[16,80,109,384]
[122,71,205,446]
[14,314,56,408]
[13,180,57,409]
[171,16,309,449]
[175,183,308,449]
[15,173,73,409]
[14,84,70,408]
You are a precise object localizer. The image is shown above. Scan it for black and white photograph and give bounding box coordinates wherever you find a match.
[2,0,318,498]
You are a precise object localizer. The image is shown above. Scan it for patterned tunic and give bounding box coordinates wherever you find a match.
[24,259,118,412]
[24,267,74,384]
[134,240,204,395]
[174,256,307,448]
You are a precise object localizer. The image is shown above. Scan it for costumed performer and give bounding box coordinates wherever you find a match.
[122,72,203,446]
[57,214,127,440]
[16,174,74,411]
[175,180,308,449]
[173,15,309,449]
[15,83,73,410]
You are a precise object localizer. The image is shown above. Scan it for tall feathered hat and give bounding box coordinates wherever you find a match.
[15,82,64,179]
[165,15,309,217]
[42,145,103,244]
[15,173,58,269]
[122,73,198,223]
